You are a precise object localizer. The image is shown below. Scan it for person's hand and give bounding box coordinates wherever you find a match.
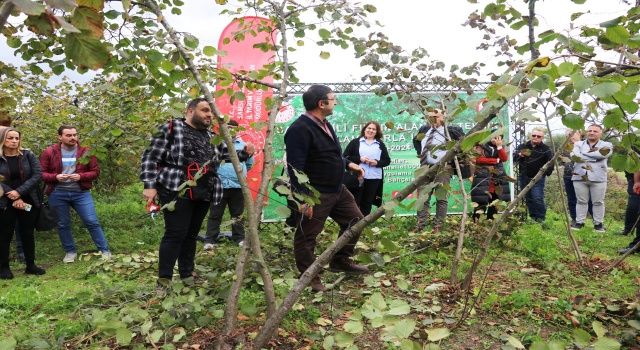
[67,174,81,182]
[348,163,365,178]
[244,142,256,156]
[56,174,69,181]
[299,203,313,218]
[6,190,20,200]
[369,159,378,166]
[360,156,369,163]
[634,182,640,195]
[12,199,25,210]
[143,188,158,203]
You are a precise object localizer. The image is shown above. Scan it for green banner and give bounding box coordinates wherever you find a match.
[263,93,510,221]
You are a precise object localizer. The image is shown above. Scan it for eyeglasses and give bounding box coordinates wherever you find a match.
[531,135,543,138]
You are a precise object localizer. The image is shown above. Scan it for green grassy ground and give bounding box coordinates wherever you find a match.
[0,181,638,349]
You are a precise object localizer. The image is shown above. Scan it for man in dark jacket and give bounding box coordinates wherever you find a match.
[40,125,111,263]
[284,84,367,292]
[513,127,553,222]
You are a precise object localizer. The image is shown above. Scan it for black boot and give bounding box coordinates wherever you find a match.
[25,264,46,275]
[0,266,14,280]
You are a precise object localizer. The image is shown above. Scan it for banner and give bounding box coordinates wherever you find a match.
[216,16,276,199]
[263,93,511,221]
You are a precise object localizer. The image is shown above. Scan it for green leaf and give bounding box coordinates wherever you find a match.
[548,340,566,350]
[387,299,411,316]
[611,154,627,172]
[363,4,377,12]
[322,335,335,350]
[203,46,217,56]
[529,341,549,350]
[505,335,525,349]
[9,0,46,16]
[496,84,520,99]
[605,25,630,45]
[628,320,640,330]
[6,37,22,48]
[529,75,551,91]
[0,336,17,350]
[369,292,387,310]
[389,319,416,339]
[589,82,621,99]
[570,72,593,92]
[77,0,103,11]
[334,331,354,348]
[115,328,132,346]
[571,0,586,3]
[593,337,621,350]
[557,62,575,76]
[318,28,331,40]
[573,328,592,347]
[149,329,163,343]
[65,33,110,69]
[461,129,493,152]
[275,206,291,218]
[343,320,363,334]
[71,6,104,38]
[592,321,607,338]
[426,327,451,342]
[110,128,123,137]
[319,51,330,59]
[56,15,81,33]
[183,34,199,49]
[561,113,584,130]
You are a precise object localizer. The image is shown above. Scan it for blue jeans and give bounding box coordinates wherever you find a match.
[520,175,546,221]
[49,189,109,253]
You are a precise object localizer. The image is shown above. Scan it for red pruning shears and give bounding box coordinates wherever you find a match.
[146,201,161,220]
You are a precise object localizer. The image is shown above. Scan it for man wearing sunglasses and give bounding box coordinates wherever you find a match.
[513,127,554,223]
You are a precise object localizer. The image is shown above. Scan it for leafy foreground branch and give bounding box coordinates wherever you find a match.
[142,0,278,329]
[250,104,504,349]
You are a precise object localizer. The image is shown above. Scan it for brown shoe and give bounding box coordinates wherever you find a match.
[329,259,370,274]
[309,277,326,292]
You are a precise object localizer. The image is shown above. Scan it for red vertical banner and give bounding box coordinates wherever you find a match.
[216,16,277,199]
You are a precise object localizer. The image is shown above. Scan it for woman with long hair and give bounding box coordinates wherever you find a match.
[0,128,45,279]
[343,121,391,216]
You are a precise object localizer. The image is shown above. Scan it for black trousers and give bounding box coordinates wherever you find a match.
[347,179,381,216]
[0,206,38,268]
[157,187,210,279]
[205,188,245,243]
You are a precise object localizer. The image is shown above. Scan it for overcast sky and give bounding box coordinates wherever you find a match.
[1,0,630,83]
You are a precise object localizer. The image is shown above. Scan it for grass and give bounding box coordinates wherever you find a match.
[0,180,638,349]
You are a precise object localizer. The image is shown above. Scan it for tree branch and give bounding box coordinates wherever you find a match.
[0,2,15,29]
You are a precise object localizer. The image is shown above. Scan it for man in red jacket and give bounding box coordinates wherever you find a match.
[40,125,111,263]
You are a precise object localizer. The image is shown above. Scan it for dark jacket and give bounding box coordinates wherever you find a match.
[284,115,350,194]
[471,143,511,205]
[40,143,100,195]
[513,141,553,178]
[342,137,391,207]
[0,149,42,209]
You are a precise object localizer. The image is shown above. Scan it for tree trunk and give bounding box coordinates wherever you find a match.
[528,0,540,60]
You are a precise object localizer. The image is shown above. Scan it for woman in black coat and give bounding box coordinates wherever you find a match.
[343,121,391,216]
[0,128,45,279]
